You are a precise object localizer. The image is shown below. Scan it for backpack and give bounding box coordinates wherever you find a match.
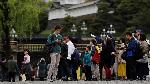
[71,49,80,64]
[43,34,55,56]
[91,46,101,64]
[134,42,143,60]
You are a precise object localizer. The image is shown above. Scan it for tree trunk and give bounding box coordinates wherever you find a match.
[1,0,11,59]
[2,27,11,59]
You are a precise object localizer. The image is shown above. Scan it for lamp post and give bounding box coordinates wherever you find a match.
[81,21,87,37]
[107,24,116,34]
[100,29,107,38]
[71,24,77,36]
[10,28,17,41]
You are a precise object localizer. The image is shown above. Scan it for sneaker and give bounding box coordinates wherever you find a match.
[62,77,67,81]
[68,77,72,81]
[49,79,53,82]
[52,77,57,81]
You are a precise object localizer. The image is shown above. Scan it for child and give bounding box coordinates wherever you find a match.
[117,38,126,80]
[83,46,92,81]
[22,49,31,80]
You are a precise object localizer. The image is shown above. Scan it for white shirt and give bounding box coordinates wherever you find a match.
[66,41,75,60]
[23,54,30,64]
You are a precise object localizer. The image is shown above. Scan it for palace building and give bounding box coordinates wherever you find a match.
[48,0,99,27]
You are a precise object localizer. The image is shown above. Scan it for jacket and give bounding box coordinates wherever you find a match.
[126,38,138,58]
[47,33,63,53]
[38,61,46,77]
[83,51,92,66]
[136,41,149,63]
[7,60,18,73]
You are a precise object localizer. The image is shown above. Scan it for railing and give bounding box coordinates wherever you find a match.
[17,44,45,52]
[0,43,101,52]
[17,44,88,52]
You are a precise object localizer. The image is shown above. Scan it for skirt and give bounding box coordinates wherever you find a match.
[118,63,126,77]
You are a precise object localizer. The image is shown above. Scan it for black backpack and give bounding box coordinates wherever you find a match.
[134,42,143,60]
[43,34,56,57]
[71,49,80,64]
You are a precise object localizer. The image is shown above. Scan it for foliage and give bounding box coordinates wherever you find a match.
[95,0,150,36]
[0,0,51,37]
[0,0,51,58]
[39,12,48,33]
[60,16,76,35]
[116,0,150,27]
[60,15,95,37]
[40,28,53,37]
[92,0,116,35]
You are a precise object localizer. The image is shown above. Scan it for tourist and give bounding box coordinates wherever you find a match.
[83,46,92,81]
[125,32,138,80]
[100,37,115,80]
[38,58,47,81]
[63,35,76,80]
[57,40,70,80]
[22,49,31,81]
[90,39,100,80]
[70,44,80,81]
[136,34,149,80]
[117,38,126,80]
[47,25,63,82]
[7,56,19,82]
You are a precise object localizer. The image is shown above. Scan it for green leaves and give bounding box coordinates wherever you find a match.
[116,0,150,27]
[61,16,76,35]
[0,0,51,37]
[95,0,150,36]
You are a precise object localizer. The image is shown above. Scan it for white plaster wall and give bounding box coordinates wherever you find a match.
[48,8,67,20]
[69,4,98,17]
[48,4,98,20]
[60,0,85,5]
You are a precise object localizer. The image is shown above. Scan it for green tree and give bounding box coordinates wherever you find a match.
[0,0,51,58]
[60,16,76,35]
[116,0,150,28]
[95,0,150,36]
[92,0,115,35]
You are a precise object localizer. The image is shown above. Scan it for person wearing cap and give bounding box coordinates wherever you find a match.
[133,29,142,42]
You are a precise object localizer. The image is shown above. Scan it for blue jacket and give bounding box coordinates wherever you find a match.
[126,38,138,58]
[83,51,92,66]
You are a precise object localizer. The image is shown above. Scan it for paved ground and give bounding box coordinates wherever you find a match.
[0,81,150,84]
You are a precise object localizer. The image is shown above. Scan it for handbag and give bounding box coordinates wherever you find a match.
[20,74,26,81]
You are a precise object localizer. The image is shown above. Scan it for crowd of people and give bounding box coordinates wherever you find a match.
[0,25,150,82]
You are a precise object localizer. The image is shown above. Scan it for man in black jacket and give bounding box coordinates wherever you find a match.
[57,41,71,80]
